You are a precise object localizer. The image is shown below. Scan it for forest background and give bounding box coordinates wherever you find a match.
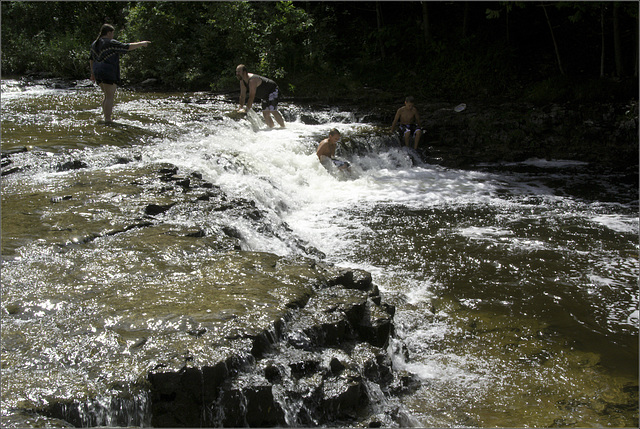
[1,1,638,104]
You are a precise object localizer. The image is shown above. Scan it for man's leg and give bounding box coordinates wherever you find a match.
[263,110,275,128]
[263,110,286,128]
[272,110,285,128]
[404,131,411,147]
[99,83,117,123]
[413,130,422,150]
[265,90,285,128]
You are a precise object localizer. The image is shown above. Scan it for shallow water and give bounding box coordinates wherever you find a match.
[1,78,638,427]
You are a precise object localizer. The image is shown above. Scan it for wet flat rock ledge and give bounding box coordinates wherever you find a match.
[44,258,400,427]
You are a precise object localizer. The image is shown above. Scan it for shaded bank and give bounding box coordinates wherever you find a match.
[285,97,639,172]
[418,99,639,170]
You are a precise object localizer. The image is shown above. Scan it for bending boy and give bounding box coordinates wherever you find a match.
[236,64,285,128]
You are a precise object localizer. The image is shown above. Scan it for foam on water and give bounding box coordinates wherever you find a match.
[591,214,639,234]
[1,80,75,100]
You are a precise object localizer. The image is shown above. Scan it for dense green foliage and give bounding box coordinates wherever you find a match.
[2,1,638,101]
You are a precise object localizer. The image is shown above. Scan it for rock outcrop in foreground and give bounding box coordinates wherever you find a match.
[148,262,398,428]
[42,258,398,428]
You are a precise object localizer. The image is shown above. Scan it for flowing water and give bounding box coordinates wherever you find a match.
[1,78,638,427]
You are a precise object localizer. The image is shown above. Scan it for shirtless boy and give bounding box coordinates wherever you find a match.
[317,128,350,170]
[391,96,423,149]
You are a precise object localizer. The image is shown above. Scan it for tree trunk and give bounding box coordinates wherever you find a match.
[613,1,624,77]
[462,1,469,38]
[633,11,640,78]
[600,3,605,77]
[422,1,431,46]
[376,1,386,59]
[542,3,565,75]
[506,6,510,44]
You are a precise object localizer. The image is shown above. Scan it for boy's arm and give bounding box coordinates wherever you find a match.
[391,109,401,131]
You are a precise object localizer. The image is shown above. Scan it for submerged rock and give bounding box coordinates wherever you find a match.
[144,202,176,216]
[56,159,88,171]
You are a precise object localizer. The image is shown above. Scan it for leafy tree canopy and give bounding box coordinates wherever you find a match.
[2,1,638,101]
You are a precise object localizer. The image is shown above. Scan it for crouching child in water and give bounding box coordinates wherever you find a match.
[317,128,350,171]
[391,96,423,149]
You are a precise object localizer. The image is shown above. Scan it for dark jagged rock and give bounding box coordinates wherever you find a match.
[57,160,88,172]
[175,178,190,189]
[289,358,321,378]
[330,357,346,375]
[184,228,206,238]
[1,166,21,176]
[239,384,285,427]
[323,265,374,292]
[358,298,394,348]
[320,371,367,420]
[50,195,72,203]
[1,146,29,157]
[112,157,132,165]
[144,203,176,216]
[222,226,242,239]
[263,364,283,383]
[287,330,314,351]
[127,261,396,428]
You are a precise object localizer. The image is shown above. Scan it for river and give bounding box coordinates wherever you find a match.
[1,78,638,427]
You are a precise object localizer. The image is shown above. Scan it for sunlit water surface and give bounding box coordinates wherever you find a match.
[2,79,638,427]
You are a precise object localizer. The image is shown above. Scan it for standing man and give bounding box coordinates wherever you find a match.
[391,96,423,149]
[236,64,285,128]
[90,24,150,123]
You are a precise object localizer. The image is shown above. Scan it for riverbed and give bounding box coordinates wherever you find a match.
[1,78,638,427]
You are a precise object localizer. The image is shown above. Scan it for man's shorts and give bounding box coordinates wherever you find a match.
[261,88,280,111]
[399,124,421,137]
[332,159,350,170]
